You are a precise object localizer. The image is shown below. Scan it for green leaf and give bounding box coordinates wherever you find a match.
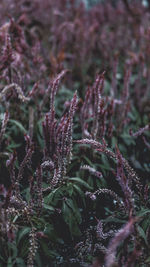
[37,133,44,148]
[128,112,136,121]
[69,177,92,189]
[7,257,13,267]
[45,188,60,205]
[43,204,55,211]
[15,258,26,267]
[35,253,43,267]
[0,113,5,121]
[44,224,54,236]
[19,239,29,258]
[73,184,84,197]
[40,240,59,258]
[83,156,93,166]
[145,256,150,263]
[66,183,74,196]
[120,134,135,146]
[103,217,127,224]
[65,198,82,224]
[0,254,5,263]
[100,154,110,170]
[73,184,86,206]
[69,218,81,236]
[62,202,81,236]
[7,143,21,152]
[17,227,31,245]
[136,209,150,217]
[137,225,148,245]
[142,216,150,232]
[13,215,19,223]
[37,118,44,136]
[40,240,51,258]
[9,119,27,134]
[111,136,117,149]
[8,242,17,259]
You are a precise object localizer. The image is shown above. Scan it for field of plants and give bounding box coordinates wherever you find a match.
[0,0,150,266]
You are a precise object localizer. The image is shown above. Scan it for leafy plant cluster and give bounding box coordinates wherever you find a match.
[0,0,150,266]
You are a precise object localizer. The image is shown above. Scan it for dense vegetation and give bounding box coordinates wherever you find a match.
[0,0,150,266]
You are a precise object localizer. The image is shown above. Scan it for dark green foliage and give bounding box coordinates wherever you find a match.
[0,0,150,266]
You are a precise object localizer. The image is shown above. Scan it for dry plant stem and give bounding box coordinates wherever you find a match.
[0,83,30,102]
